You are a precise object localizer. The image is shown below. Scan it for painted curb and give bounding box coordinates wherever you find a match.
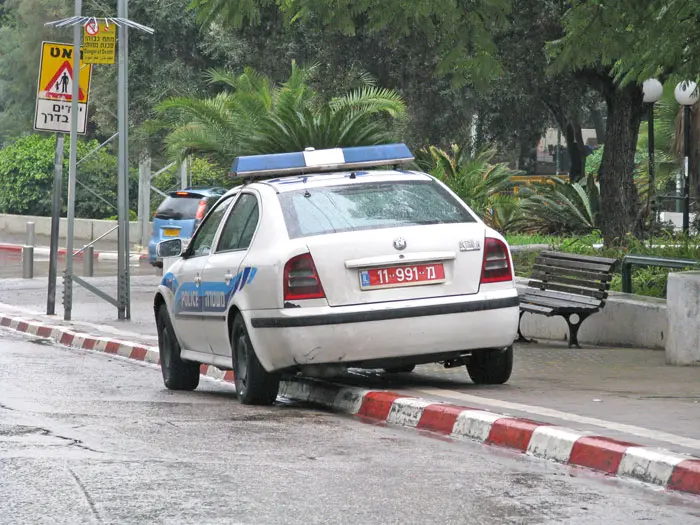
[0,243,149,263]
[1,311,699,498]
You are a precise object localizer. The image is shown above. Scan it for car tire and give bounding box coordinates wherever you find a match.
[231,315,280,406]
[156,307,200,391]
[466,346,513,385]
[384,365,416,374]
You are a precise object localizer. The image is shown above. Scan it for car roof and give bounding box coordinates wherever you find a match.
[227,170,433,196]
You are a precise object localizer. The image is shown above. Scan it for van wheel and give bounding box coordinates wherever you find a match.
[231,315,280,405]
[157,307,200,390]
[466,346,513,385]
[384,365,416,374]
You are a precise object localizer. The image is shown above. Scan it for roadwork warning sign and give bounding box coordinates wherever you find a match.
[83,21,116,64]
[34,41,92,134]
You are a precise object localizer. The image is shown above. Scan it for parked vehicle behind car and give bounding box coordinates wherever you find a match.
[148,187,226,267]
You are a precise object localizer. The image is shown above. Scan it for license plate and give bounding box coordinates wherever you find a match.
[163,228,180,237]
[359,263,445,290]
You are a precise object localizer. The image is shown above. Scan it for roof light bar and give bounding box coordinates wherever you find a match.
[230,144,414,179]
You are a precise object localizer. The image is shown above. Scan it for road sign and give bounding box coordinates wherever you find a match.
[82,22,116,64]
[34,42,92,134]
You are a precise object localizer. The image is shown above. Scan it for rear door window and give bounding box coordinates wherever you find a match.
[278,180,475,239]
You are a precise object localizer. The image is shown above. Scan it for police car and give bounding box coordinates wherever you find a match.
[153,144,520,405]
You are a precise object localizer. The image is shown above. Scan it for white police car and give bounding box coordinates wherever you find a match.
[153,144,520,405]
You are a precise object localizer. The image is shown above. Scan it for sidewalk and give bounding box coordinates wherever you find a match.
[0,274,698,458]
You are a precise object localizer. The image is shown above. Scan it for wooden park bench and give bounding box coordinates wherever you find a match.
[518,251,618,348]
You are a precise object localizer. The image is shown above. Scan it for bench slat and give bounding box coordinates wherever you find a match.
[537,255,615,273]
[519,294,601,314]
[520,287,603,308]
[520,303,554,315]
[527,280,607,300]
[539,250,618,266]
[530,271,608,291]
[532,264,612,282]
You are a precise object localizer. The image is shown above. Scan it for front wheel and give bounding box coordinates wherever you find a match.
[466,346,513,385]
[231,315,280,406]
[157,307,200,391]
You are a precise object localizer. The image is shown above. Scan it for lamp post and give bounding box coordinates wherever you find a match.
[642,79,663,245]
[674,81,699,234]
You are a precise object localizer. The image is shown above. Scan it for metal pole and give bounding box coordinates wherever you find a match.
[138,155,152,247]
[64,0,82,321]
[683,105,691,233]
[26,222,35,247]
[180,160,187,189]
[117,0,131,320]
[83,245,94,277]
[22,246,34,279]
[648,103,656,248]
[47,133,65,315]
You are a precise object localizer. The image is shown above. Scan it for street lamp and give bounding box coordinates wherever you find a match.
[642,79,663,243]
[674,81,699,233]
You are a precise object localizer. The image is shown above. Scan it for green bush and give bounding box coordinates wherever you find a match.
[0,134,119,219]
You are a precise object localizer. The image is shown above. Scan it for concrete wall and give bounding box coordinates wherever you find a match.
[0,213,151,243]
[665,271,700,365]
[516,278,668,350]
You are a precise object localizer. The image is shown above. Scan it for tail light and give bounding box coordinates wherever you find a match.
[480,237,513,284]
[195,199,207,220]
[284,253,325,301]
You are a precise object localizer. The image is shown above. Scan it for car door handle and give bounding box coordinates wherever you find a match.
[194,274,202,287]
[224,272,233,285]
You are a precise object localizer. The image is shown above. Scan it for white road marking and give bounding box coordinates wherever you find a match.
[452,410,505,442]
[527,426,588,462]
[387,398,432,427]
[414,388,700,451]
[618,447,687,485]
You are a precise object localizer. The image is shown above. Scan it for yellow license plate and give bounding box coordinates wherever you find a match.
[163,228,179,237]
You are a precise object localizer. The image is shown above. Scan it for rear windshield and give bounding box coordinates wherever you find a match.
[278,180,475,239]
[155,193,223,220]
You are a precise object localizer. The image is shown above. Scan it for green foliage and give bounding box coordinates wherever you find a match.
[0,134,119,218]
[156,63,406,167]
[415,144,523,232]
[516,176,601,235]
[191,0,509,88]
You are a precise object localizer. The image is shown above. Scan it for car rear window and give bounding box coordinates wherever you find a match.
[155,195,210,220]
[278,180,475,239]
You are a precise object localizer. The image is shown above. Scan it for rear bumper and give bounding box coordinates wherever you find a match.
[245,289,520,371]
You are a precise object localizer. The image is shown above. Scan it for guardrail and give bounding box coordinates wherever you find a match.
[620,254,700,294]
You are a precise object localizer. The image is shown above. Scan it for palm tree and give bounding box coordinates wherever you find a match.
[156,62,406,168]
[415,144,523,232]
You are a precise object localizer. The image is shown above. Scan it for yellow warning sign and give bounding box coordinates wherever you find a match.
[37,42,92,104]
[34,42,92,134]
[83,21,116,64]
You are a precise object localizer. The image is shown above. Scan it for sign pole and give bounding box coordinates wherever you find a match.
[117,0,131,319]
[47,133,65,315]
[63,0,82,321]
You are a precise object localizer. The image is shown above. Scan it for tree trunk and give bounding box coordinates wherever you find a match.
[597,83,644,245]
[563,123,587,183]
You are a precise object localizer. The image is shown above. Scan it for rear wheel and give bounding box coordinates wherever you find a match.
[384,365,416,374]
[466,346,513,385]
[157,307,200,390]
[231,315,280,406]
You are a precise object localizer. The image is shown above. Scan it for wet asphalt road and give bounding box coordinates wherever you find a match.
[1,331,700,524]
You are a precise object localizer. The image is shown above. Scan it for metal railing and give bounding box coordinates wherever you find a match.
[620,254,700,294]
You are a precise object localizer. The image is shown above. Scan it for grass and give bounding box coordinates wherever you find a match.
[509,231,700,298]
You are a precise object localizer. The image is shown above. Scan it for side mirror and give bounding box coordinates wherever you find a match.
[156,238,183,258]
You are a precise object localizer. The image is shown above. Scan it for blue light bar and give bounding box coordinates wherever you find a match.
[230,143,414,179]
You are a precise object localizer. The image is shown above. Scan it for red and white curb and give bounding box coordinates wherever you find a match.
[1,312,699,498]
[0,243,148,263]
